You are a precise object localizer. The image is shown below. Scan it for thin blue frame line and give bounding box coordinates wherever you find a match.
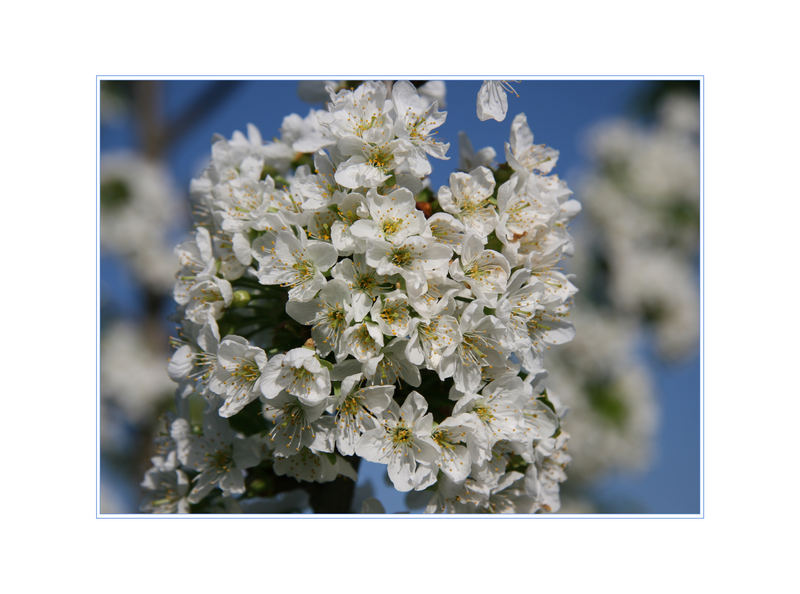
[96,77,101,518]
[700,75,706,518]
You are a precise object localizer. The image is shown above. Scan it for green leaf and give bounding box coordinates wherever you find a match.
[537,391,557,413]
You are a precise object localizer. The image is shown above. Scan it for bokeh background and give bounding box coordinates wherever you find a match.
[98,79,700,514]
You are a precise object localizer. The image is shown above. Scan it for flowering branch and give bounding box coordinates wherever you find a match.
[141,80,580,514]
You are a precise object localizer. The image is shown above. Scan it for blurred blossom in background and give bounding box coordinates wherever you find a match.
[556,88,700,512]
[98,79,700,514]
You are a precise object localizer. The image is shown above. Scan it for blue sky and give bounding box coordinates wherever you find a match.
[101,79,700,514]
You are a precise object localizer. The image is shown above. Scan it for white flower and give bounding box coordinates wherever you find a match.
[452,375,530,466]
[391,80,449,160]
[355,391,439,492]
[263,392,331,457]
[437,302,507,393]
[260,347,331,406]
[476,80,517,122]
[323,80,394,143]
[405,314,461,370]
[213,231,253,281]
[524,431,571,512]
[175,226,215,279]
[426,212,467,254]
[328,192,366,255]
[286,279,354,360]
[370,290,412,337]
[505,113,559,175]
[495,174,560,245]
[307,207,338,245]
[495,270,543,350]
[425,461,539,514]
[424,472,488,513]
[437,167,497,238]
[343,320,385,362]
[173,412,261,503]
[333,141,394,189]
[290,152,341,211]
[449,234,510,306]
[180,275,233,325]
[252,228,337,302]
[319,82,415,189]
[481,471,533,513]
[279,109,335,153]
[245,124,294,171]
[417,80,446,107]
[496,174,579,278]
[458,131,496,171]
[167,319,220,398]
[407,273,464,319]
[335,137,430,189]
[519,293,575,374]
[350,187,427,246]
[521,393,560,444]
[140,468,191,513]
[366,236,452,298]
[212,163,286,233]
[430,414,474,483]
[364,338,421,387]
[331,373,394,455]
[273,449,357,483]
[331,254,391,321]
[209,336,269,418]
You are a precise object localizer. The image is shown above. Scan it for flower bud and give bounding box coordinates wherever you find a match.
[231,290,251,307]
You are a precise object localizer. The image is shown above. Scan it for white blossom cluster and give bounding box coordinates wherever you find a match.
[547,91,698,501]
[548,309,657,483]
[142,81,580,514]
[579,93,700,359]
[100,152,185,512]
[100,152,182,291]
[101,321,174,424]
